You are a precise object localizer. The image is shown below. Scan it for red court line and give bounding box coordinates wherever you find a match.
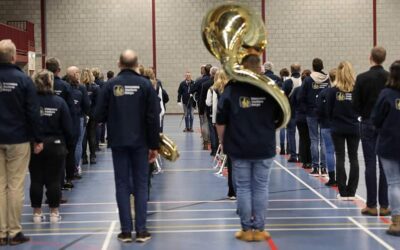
[267,238,278,250]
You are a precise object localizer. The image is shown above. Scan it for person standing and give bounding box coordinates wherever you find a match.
[217,54,279,242]
[352,46,390,216]
[371,60,400,236]
[264,61,282,85]
[177,72,195,132]
[300,58,330,177]
[0,39,43,245]
[95,50,160,243]
[326,62,360,199]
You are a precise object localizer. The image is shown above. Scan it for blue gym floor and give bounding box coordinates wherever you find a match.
[6,115,399,250]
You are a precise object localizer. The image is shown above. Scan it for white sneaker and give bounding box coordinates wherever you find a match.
[50,213,61,223]
[347,196,356,201]
[336,194,349,201]
[33,213,44,223]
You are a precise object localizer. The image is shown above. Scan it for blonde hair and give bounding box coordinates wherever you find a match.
[0,39,16,63]
[33,69,54,94]
[329,68,337,83]
[143,68,157,89]
[81,68,95,85]
[334,61,355,92]
[213,69,229,93]
[91,67,101,80]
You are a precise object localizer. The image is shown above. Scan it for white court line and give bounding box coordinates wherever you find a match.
[274,160,338,209]
[348,217,394,250]
[101,221,116,250]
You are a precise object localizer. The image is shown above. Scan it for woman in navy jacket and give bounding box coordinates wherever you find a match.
[371,60,400,236]
[326,61,360,200]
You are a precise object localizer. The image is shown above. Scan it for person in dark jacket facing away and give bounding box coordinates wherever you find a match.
[95,50,160,243]
[371,60,400,236]
[81,69,99,165]
[29,70,73,224]
[177,72,195,132]
[278,68,290,155]
[264,61,282,86]
[352,46,390,217]
[0,39,43,246]
[300,58,330,177]
[282,64,302,162]
[326,61,360,200]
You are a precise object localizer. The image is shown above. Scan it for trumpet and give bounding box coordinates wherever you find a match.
[201,4,291,128]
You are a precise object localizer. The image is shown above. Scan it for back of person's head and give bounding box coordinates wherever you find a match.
[279,68,290,78]
[264,61,273,72]
[107,70,114,79]
[138,64,145,75]
[204,64,212,75]
[143,68,157,89]
[45,57,61,74]
[91,67,101,80]
[301,69,311,80]
[33,69,54,94]
[213,69,229,93]
[242,54,261,73]
[290,63,301,74]
[387,60,400,90]
[210,66,219,77]
[0,39,16,64]
[81,68,94,85]
[312,58,324,72]
[370,46,386,65]
[329,68,337,83]
[119,50,138,69]
[335,61,355,92]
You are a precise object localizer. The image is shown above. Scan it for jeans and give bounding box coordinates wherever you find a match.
[279,128,287,149]
[208,116,218,153]
[287,118,297,158]
[231,157,273,231]
[360,120,388,208]
[296,121,311,165]
[306,117,326,168]
[111,146,149,233]
[332,133,360,197]
[380,158,400,216]
[199,113,210,144]
[321,128,335,173]
[74,117,85,167]
[183,104,194,130]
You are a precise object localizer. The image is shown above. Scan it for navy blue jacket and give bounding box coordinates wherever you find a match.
[283,73,302,121]
[0,63,42,144]
[38,94,73,147]
[326,87,359,135]
[371,87,400,161]
[95,79,105,88]
[264,70,282,88]
[54,76,75,115]
[177,80,195,106]
[191,75,210,110]
[95,69,160,149]
[316,88,332,128]
[300,72,330,117]
[291,86,307,123]
[199,78,214,115]
[85,83,99,118]
[217,82,280,159]
[70,84,90,118]
[353,65,388,120]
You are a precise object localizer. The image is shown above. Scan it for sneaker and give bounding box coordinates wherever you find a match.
[82,158,88,165]
[325,179,337,187]
[361,207,378,216]
[337,194,349,201]
[302,163,312,169]
[117,232,132,243]
[73,174,82,180]
[33,213,44,223]
[228,196,237,200]
[60,198,68,204]
[287,157,298,163]
[379,207,391,216]
[50,213,61,223]
[346,195,356,201]
[235,230,253,242]
[0,237,7,246]
[9,232,30,246]
[253,230,271,241]
[183,128,188,132]
[279,149,286,155]
[136,231,151,243]
[63,182,74,189]
[90,157,96,164]
[309,168,320,176]
[320,167,328,177]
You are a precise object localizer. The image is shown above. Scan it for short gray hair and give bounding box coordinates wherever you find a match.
[210,66,219,76]
[264,61,273,71]
[0,39,16,63]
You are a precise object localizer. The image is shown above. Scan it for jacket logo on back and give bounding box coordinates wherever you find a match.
[312,82,328,90]
[336,92,352,101]
[239,96,266,108]
[114,85,125,96]
[396,99,400,110]
[0,82,17,93]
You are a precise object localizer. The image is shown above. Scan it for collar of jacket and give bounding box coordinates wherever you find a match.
[0,63,22,71]
[370,65,384,70]
[291,72,301,78]
[118,68,141,76]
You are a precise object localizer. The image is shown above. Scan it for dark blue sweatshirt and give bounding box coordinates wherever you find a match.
[217,82,280,159]
[283,73,302,121]
[326,87,359,135]
[371,87,400,161]
[291,86,307,123]
[300,72,330,117]
[264,70,282,88]
[95,69,160,149]
[177,80,195,105]
[316,88,332,128]
[0,63,42,144]
[85,82,99,118]
[54,76,76,119]
[38,94,73,147]
[70,84,90,117]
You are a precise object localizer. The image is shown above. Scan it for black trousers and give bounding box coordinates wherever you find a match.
[227,156,236,197]
[331,133,360,196]
[82,118,97,160]
[296,121,312,165]
[29,139,67,208]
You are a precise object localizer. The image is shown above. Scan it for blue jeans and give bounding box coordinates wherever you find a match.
[306,117,326,168]
[380,158,400,216]
[74,117,84,167]
[287,118,297,158]
[183,105,194,130]
[321,128,335,172]
[231,158,273,231]
[279,128,287,148]
[111,146,149,233]
[360,120,388,208]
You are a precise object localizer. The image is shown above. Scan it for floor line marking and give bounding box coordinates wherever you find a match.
[101,221,116,250]
[274,160,338,209]
[348,217,394,250]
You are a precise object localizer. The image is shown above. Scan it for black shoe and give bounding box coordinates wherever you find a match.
[325,179,337,187]
[60,198,68,204]
[9,232,30,246]
[90,157,96,164]
[279,149,286,155]
[63,182,74,189]
[310,168,320,176]
[302,163,312,169]
[82,158,88,165]
[320,167,328,177]
[287,157,298,163]
[0,237,7,246]
[183,128,188,132]
[136,231,151,243]
[117,232,132,243]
